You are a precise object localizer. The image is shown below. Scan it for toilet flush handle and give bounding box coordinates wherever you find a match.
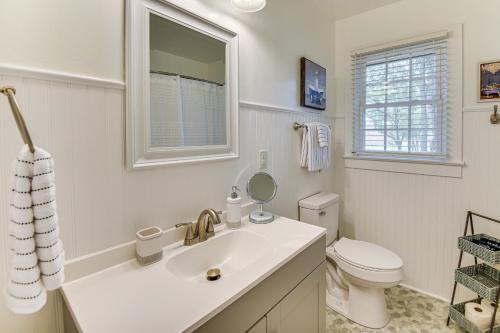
[319,210,326,216]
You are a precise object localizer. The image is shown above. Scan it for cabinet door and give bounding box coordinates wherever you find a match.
[246,316,267,333]
[266,262,325,333]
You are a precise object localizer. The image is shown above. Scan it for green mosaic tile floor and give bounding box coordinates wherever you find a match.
[326,286,465,333]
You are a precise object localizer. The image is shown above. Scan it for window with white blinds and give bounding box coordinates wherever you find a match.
[352,36,448,158]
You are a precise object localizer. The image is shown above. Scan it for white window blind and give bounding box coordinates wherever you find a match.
[352,36,448,158]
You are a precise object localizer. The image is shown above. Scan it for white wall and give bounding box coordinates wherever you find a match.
[334,0,500,301]
[180,0,336,113]
[0,0,335,332]
[0,0,336,116]
[0,0,124,81]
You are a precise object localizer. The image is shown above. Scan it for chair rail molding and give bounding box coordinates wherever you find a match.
[0,63,125,90]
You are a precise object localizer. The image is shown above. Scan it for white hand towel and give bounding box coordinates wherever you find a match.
[300,122,331,172]
[6,145,64,314]
[317,124,330,148]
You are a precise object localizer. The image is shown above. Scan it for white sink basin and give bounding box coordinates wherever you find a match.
[166,230,272,282]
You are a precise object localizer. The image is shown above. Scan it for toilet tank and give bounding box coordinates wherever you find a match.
[299,193,339,246]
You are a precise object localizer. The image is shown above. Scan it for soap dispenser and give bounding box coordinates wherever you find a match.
[226,186,242,229]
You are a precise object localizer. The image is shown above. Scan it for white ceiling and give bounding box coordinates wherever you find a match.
[331,0,402,20]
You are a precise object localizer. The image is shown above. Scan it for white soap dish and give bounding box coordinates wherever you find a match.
[136,226,163,266]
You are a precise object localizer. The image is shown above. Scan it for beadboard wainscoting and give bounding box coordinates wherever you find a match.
[335,110,500,302]
[0,66,334,333]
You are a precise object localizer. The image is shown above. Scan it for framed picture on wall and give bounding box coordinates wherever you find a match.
[479,60,500,101]
[300,57,326,110]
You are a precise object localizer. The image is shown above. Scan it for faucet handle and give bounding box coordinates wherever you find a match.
[175,222,198,246]
[175,222,190,228]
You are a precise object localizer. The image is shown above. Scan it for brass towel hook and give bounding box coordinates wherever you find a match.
[491,105,500,125]
[0,86,35,152]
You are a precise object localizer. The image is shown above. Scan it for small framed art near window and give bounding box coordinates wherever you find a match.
[300,57,326,110]
[479,60,500,102]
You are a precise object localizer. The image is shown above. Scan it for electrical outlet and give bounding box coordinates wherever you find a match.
[258,150,268,169]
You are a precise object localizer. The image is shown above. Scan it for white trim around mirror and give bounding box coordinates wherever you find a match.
[126,0,239,169]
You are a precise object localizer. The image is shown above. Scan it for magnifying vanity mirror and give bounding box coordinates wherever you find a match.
[247,172,277,224]
[126,0,239,169]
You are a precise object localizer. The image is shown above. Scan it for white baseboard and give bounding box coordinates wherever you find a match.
[400,283,449,303]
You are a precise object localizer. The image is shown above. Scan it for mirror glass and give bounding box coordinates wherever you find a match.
[247,172,277,224]
[247,172,277,203]
[149,13,227,148]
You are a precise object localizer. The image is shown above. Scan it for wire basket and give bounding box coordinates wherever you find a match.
[456,264,500,301]
[458,234,500,264]
[450,298,500,333]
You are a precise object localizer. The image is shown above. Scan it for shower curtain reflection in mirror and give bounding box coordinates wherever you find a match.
[150,73,226,148]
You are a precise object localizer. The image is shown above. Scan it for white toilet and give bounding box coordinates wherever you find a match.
[299,193,403,329]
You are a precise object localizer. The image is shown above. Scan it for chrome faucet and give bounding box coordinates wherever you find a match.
[175,209,222,246]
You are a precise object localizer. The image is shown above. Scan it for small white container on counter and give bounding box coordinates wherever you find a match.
[136,226,163,265]
[226,186,242,229]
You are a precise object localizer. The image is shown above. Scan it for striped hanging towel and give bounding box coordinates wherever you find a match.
[6,145,64,314]
[299,122,331,172]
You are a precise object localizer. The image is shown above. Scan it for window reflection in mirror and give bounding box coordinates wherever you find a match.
[149,13,227,149]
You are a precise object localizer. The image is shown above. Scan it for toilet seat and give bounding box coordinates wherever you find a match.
[332,238,402,271]
[326,238,403,285]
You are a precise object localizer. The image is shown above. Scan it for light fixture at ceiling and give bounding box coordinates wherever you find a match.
[231,0,266,13]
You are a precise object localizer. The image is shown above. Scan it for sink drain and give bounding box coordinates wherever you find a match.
[207,268,221,281]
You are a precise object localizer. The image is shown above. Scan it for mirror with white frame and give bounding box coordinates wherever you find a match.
[126,0,239,168]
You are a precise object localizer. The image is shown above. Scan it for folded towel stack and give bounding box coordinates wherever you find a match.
[7,145,64,314]
[300,122,331,172]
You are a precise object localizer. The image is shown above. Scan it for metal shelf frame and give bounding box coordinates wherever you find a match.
[447,211,500,333]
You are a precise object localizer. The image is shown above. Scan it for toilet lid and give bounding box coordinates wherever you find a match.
[333,238,403,271]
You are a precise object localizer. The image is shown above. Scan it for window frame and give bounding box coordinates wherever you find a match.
[344,26,464,178]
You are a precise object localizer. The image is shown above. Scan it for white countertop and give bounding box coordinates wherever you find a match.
[61,217,325,333]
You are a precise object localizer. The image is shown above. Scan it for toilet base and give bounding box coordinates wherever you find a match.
[326,290,348,317]
[327,286,389,329]
[347,283,389,329]
[326,275,389,329]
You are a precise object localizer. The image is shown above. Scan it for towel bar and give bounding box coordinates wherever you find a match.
[293,122,331,130]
